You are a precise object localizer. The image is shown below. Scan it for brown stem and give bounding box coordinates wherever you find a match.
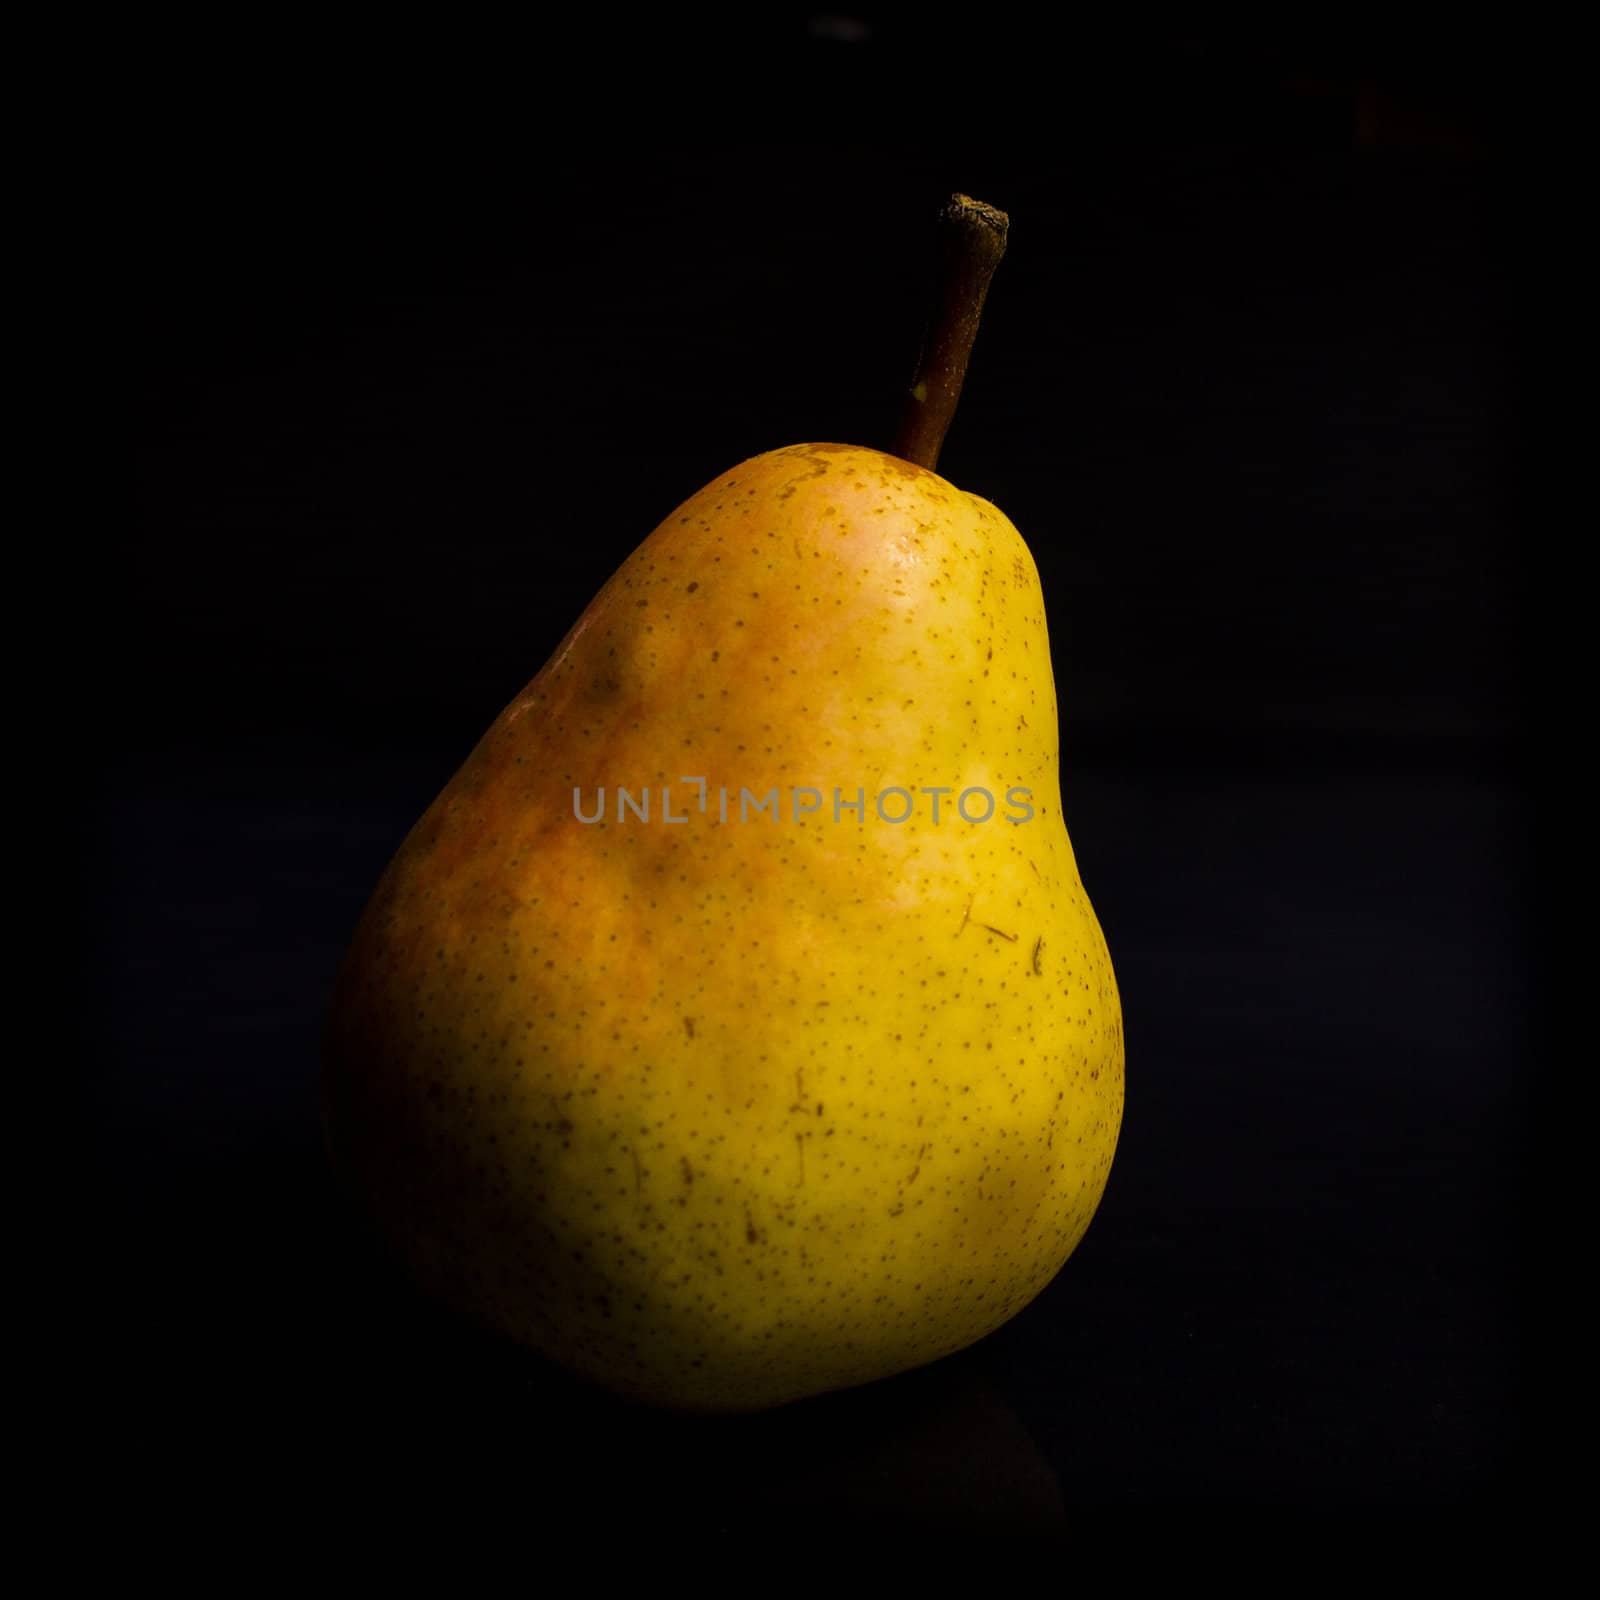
[892,194,1010,472]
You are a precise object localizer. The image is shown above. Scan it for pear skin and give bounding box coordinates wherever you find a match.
[324,442,1124,1411]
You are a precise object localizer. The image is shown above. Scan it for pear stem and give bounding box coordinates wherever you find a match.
[892,194,1010,472]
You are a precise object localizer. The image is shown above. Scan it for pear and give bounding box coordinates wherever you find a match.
[324,439,1124,1412]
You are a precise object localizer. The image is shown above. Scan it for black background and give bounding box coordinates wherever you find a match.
[100,16,1535,1538]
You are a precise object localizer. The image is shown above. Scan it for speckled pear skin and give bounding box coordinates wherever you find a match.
[324,442,1123,1412]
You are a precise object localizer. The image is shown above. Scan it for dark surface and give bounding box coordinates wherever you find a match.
[100,19,1533,1537]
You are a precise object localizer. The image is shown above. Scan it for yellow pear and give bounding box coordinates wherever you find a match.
[323,440,1124,1411]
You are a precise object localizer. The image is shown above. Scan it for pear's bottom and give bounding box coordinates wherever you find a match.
[328,1117,1120,1414]
[324,943,1125,1412]
[392,1229,1098,1414]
